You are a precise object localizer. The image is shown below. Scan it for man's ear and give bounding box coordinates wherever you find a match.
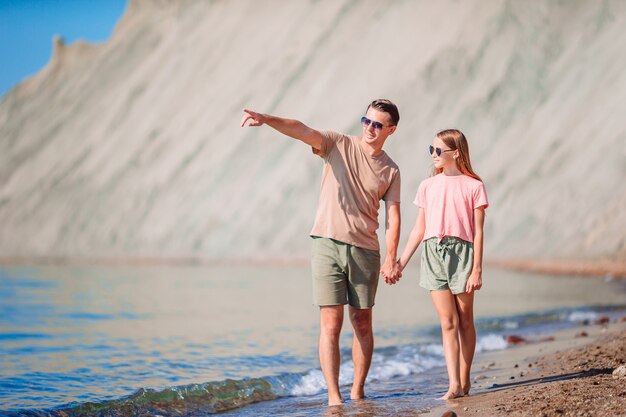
[388,125,397,135]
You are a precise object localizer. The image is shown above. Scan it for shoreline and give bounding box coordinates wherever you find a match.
[487,259,626,280]
[423,320,626,417]
[1,256,624,279]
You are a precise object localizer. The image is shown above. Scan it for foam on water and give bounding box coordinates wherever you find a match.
[290,370,326,396]
[289,333,507,397]
[476,333,509,351]
[287,346,446,396]
[566,310,600,322]
[503,320,519,329]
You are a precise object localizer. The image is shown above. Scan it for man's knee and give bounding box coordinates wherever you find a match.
[320,306,344,337]
[349,308,372,335]
[321,321,343,338]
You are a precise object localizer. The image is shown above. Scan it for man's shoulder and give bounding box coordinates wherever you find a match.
[384,154,400,171]
[373,148,400,172]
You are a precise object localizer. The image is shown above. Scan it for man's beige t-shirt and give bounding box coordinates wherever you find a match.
[310,130,401,251]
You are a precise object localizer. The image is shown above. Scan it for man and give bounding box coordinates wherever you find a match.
[240,99,402,406]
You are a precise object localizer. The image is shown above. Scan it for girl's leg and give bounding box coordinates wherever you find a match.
[430,290,463,399]
[455,291,476,395]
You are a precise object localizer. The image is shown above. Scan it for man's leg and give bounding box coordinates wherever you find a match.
[348,306,373,400]
[319,305,344,406]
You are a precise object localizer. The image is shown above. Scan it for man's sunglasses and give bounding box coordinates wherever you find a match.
[361,116,389,130]
[429,145,455,157]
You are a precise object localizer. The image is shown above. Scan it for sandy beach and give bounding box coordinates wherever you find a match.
[425,319,626,417]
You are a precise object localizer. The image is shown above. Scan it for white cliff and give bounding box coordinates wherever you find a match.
[1,0,625,262]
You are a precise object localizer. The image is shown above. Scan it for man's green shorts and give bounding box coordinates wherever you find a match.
[311,236,380,308]
[420,236,474,294]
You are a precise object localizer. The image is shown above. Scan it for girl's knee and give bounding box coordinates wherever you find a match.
[457,311,474,332]
[458,317,474,332]
[440,316,458,332]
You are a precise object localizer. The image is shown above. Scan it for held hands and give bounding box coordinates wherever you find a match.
[465,270,483,293]
[240,108,267,127]
[381,258,403,285]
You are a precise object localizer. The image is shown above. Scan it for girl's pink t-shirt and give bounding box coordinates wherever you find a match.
[414,174,488,243]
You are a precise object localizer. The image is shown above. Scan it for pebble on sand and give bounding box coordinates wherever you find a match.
[506,335,526,344]
[612,365,626,379]
[440,411,457,417]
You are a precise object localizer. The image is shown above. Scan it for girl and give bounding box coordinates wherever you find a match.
[398,129,488,400]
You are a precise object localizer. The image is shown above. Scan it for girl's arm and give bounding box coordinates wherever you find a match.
[466,206,486,293]
[398,207,426,270]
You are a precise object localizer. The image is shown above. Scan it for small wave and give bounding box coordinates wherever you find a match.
[290,344,448,397]
[8,342,453,416]
[503,320,519,329]
[566,310,600,322]
[476,333,508,351]
[290,369,326,396]
[8,379,277,416]
[475,304,626,334]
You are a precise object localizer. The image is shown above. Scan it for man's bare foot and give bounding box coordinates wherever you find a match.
[350,383,365,400]
[439,389,464,400]
[350,391,365,400]
[328,395,344,406]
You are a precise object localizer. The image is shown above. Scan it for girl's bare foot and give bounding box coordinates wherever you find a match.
[462,381,471,396]
[439,389,464,400]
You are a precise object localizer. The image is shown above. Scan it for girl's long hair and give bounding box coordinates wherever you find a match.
[432,129,482,182]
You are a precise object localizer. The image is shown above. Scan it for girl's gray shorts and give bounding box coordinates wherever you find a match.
[420,236,473,294]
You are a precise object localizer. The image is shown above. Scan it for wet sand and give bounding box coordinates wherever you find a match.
[424,320,626,417]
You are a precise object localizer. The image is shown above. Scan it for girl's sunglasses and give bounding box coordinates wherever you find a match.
[361,116,387,130]
[429,145,455,157]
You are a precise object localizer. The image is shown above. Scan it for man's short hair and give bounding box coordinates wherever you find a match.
[367,99,400,126]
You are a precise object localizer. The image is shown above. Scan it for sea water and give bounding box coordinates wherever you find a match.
[1,265,625,416]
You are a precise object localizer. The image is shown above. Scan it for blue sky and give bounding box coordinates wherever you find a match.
[0,0,127,97]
